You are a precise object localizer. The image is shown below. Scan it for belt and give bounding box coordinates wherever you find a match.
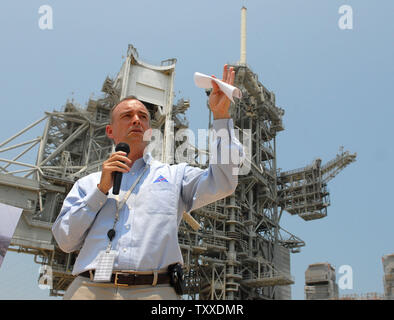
[79,270,171,286]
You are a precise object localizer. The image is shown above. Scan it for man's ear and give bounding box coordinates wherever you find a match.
[106,124,114,140]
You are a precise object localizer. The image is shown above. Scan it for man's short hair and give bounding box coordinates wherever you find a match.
[109,95,151,124]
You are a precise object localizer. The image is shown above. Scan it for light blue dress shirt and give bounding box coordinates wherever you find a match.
[52,119,244,275]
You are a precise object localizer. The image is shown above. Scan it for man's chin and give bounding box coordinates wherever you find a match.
[121,135,145,145]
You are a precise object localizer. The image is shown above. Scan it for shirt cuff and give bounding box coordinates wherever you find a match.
[85,186,108,212]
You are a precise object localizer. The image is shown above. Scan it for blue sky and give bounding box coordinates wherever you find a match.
[0,0,393,299]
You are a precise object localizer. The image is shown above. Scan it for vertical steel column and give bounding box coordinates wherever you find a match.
[227,196,236,300]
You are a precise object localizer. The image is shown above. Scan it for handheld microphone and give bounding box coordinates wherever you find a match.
[112,142,130,195]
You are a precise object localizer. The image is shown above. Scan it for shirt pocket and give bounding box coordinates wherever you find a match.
[135,182,177,215]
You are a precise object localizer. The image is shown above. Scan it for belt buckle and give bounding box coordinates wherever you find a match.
[114,272,129,287]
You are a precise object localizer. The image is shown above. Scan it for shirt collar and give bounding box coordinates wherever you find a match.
[130,152,152,172]
[143,151,152,165]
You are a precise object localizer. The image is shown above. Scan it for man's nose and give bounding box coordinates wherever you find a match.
[131,114,141,125]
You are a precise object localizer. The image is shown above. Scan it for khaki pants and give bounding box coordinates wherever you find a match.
[63,276,179,300]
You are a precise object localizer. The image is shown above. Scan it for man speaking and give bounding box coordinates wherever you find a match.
[52,65,244,300]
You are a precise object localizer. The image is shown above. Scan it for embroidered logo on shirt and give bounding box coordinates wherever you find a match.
[153,175,168,183]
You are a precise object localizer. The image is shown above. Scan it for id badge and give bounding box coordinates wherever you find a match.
[93,250,117,282]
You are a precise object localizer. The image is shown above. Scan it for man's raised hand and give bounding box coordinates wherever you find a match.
[208,64,235,120]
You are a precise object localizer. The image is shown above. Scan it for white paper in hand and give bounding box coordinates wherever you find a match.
[194,72,242,103]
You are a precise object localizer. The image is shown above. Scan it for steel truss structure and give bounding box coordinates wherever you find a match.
[0,44,356,299]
